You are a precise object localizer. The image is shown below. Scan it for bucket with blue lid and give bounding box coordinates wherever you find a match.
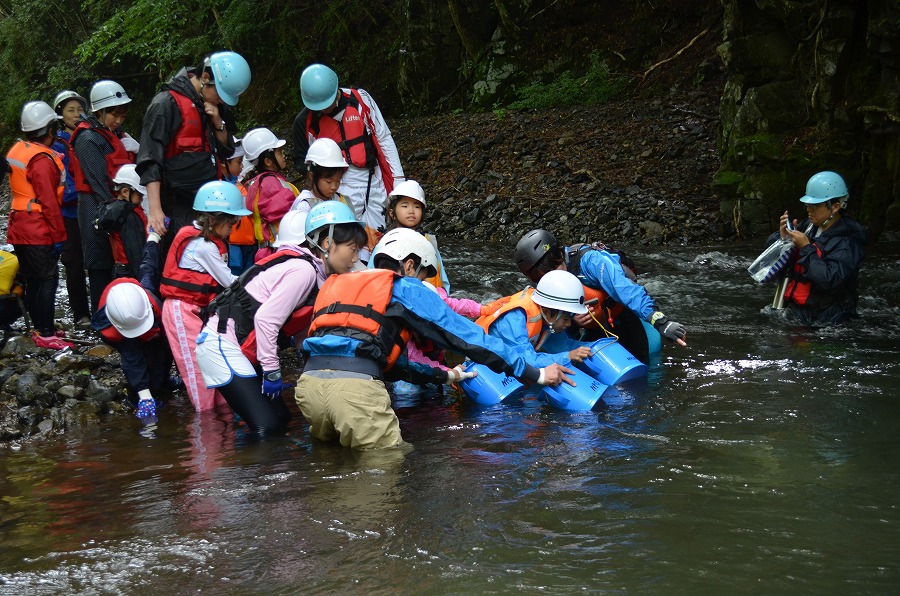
[578,337,647,385]
[459,360,523,405]
[542,363,608,411]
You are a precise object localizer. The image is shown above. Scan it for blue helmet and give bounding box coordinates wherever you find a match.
[193,181,252,215]
[209,51,251,106]
[305,201,362,244]
[800,171,849,205]
[299,64,339,111]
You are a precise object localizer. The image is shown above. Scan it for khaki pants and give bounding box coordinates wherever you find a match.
[295,372,403,450]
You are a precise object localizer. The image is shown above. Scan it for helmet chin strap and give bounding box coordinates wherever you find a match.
[820,204,841,229]
[540,309,561,334]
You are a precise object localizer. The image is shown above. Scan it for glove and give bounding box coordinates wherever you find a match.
[651,312,686,343]
[120,133,140,153]
[262,370,295,400]
[136,389,157,423]
[444,365,477,386]
[52,242,64,259]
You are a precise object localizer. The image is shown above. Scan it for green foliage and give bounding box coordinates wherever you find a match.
[507,51,625,110]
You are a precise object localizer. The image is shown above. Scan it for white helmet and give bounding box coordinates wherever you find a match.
[230,136,245,160]
[532,270,587,314]
[305,138,348,168]
[112,164,147,196]
[242,127,286,163]
[20,101,60,133]
[374,228,437,277]
[273,210,308,247]
[90,80,131,112]
[389,180,426,206]
[106,282,154,338]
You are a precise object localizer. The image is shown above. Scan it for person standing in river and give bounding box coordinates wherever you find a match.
[136,51,251,260]
[769,171,868,326]
[292,63,405,262]
[514,229,687,363]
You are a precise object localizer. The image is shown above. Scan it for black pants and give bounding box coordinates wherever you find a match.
[115,335,174,395]
[13,244,59,336]
[61,216,90,321]
[217,375,291,441]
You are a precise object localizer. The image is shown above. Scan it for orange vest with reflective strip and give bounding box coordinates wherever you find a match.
[476,287,547,348]
[6,141,65,212]
[308,269,409,370]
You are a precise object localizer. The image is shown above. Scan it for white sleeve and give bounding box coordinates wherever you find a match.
[191,240,237,287]
[357,88,404,181]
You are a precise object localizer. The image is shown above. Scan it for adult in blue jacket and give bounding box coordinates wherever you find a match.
[515,229,687,363]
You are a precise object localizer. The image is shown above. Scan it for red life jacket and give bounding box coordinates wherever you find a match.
[5,141,65,212]
[308,269,409,371]
[97,278,163,343]
[70,120,133,195]
[111,205,148,266]
[306,89,376,170]
[783,243,824,306]
[206,250,318,365]
[164,90,210,159]
[160,226,228,306]
[476,287,549,349]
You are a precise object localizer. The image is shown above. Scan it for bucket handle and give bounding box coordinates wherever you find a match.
[587,308,620,342]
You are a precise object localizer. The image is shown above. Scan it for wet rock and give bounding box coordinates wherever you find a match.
[63,399,100,428]
[0,404,23,440]
[57,385,80,399]
[37,419,54,434]
[1,335,37,357]
[17,405,41,427]
[639,220,664,238]
[85,379,117,406]
[85,345,114,358]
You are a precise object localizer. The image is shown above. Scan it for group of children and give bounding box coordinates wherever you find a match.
[4,59,699,450]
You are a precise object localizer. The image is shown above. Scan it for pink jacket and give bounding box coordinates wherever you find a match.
[207,246,325,370]
[405,285,484,369]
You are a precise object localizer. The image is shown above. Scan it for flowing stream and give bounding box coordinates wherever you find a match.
[1,238,899,594]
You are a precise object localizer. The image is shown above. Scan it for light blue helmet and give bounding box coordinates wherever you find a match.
[209,51,251,106]
[193,181,252,215]
[299,64,339,111]
[800,171,849,206]
[304,201,362,245]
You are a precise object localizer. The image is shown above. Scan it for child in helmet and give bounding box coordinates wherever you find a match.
[768,170,868,325]
[242,127,297,262]
[475,269,593,368]
[71,79,135,314]
[51,90,91,327]
[290,138,350,213]
[5,101,72,350]
[160,181,249,412]
[92,237,174,423]
[295,228,573,450]
[197,202,367,439]
[224,138,257,275]
[100,164,148,280]
[384,180,454,291]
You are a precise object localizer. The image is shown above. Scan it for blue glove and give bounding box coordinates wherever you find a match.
[52,242,64,259]
[262,370,295,401]
[136,397,157,423]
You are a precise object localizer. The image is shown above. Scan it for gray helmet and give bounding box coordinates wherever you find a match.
[52,90,88,114]
[514,229,560,276]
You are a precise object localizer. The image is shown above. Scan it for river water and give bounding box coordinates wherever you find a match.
[1,238,899,594]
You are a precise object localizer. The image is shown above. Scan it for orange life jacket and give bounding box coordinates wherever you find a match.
[70,121,133,195]
[164,89,210,158]
[5,141,65,212]
[206,250,317,365]
[308,269,409,371]
[160,226,228,306]
[98,278,163,343]
[228,183,256,246]
[476,287,548,349]
[783,243,824,306]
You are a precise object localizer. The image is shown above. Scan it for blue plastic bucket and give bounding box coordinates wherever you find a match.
[578,337,647,385]
[541,364,608,411]
[460,360,524,405]
[642,319,662,356]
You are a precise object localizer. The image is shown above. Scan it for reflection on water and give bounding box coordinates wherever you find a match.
[2,240,900,593]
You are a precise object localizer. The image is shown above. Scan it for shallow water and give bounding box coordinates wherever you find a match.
[2,239,900,594]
